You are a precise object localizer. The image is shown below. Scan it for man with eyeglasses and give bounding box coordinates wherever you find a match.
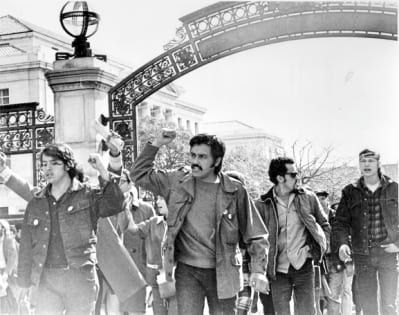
[332,149,398,315]
[0,144,124,314]
[131,130,269,315]
[255,157,330,315]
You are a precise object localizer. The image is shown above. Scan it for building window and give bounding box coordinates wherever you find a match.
[195,122,199,134]
[186,120,191,131]
[165,109,172,121]
[0,89,9,105]
[178,118,182,128]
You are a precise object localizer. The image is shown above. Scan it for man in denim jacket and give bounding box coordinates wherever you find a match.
[0,143,124,314]
[131,130,269,315]
[332,149,399,315]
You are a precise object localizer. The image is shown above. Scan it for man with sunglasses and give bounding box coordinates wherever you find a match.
[332,149,398,315]
[255,157,330,315]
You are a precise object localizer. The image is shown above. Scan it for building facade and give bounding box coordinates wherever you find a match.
[0,15,205,217]
[202,120,285,159]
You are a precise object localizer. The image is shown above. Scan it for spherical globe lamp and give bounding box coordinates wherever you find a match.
[60,1,100,58]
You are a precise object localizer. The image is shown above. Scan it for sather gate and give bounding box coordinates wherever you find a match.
[0,103,55,187]
[107,1,397,166]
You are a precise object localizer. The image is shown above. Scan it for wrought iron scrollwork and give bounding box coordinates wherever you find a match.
[109,0,397,169]
[173,45,198,71]
[0,103,54,186]
[164,26,189,51]
[113,120,132,140]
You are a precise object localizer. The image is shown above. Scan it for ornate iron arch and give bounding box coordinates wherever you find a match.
[108,1,397,163]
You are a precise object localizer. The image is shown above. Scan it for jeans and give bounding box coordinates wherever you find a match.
[35,266,98,315]
[327,266,353,315]
[259,291,275,315]
[354,247,398,315]
[175,262,236,315]
[271,259,315,315]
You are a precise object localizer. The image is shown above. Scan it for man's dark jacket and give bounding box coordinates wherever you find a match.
[332,175,398,255]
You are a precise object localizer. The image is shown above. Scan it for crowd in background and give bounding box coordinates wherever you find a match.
[0,129,397,315]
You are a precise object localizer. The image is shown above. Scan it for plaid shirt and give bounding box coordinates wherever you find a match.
[360,179,388,245]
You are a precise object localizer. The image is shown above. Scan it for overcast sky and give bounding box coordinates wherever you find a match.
[1,0,398,165]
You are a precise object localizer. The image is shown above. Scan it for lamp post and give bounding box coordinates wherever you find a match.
[56,1,106,61]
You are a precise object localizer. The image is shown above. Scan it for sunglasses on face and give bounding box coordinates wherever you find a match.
[285,172,298,178]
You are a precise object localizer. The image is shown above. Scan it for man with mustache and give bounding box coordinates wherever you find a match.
[332,149,399,315]
[131,130,269,315]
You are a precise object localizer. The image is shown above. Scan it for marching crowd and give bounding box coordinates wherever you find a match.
[0,129,397,315]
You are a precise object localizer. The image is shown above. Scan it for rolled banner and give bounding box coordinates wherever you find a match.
[96,217,147,303]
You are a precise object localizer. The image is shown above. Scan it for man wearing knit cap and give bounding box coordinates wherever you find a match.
[332,149,398,315]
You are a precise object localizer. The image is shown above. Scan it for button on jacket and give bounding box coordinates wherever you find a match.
[255,187,330,280]
[131,143,269,299]
[16,177,124,288]
[333,175,398,255]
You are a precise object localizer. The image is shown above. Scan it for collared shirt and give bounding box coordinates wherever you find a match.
[359,179,388,245]
[44,186,69,267]
[274,189,309,273]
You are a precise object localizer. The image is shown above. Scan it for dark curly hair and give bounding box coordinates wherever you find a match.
[40,143,84,182]
[189,134,226,174]
[268,157,295,185]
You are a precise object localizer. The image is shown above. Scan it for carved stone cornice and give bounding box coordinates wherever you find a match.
[46,67,118,93]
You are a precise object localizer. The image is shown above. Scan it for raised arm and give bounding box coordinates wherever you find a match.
[88,153,125,218]
[0,152,37,202]
[130,129,177,198]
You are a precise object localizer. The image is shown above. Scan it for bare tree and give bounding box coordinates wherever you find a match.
[290,140,359,203]
[223,145,272,199]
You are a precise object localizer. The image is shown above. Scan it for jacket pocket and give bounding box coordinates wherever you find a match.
[220,211,239,245]
[167,193,191,228]
[26,215,43,247]
[65,199,93,242]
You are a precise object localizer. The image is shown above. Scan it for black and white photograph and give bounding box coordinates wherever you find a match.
[0,1,397,314]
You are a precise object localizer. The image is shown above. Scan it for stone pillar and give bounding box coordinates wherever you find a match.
[45,57,119,180]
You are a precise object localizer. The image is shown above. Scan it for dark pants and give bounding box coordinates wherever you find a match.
[175,262,236,315]
[35,266,98,315]
[259,291,275,315]
[271,259,315,315]
[354,247,398,315]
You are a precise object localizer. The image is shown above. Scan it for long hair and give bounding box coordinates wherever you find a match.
[40,143,85,182]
